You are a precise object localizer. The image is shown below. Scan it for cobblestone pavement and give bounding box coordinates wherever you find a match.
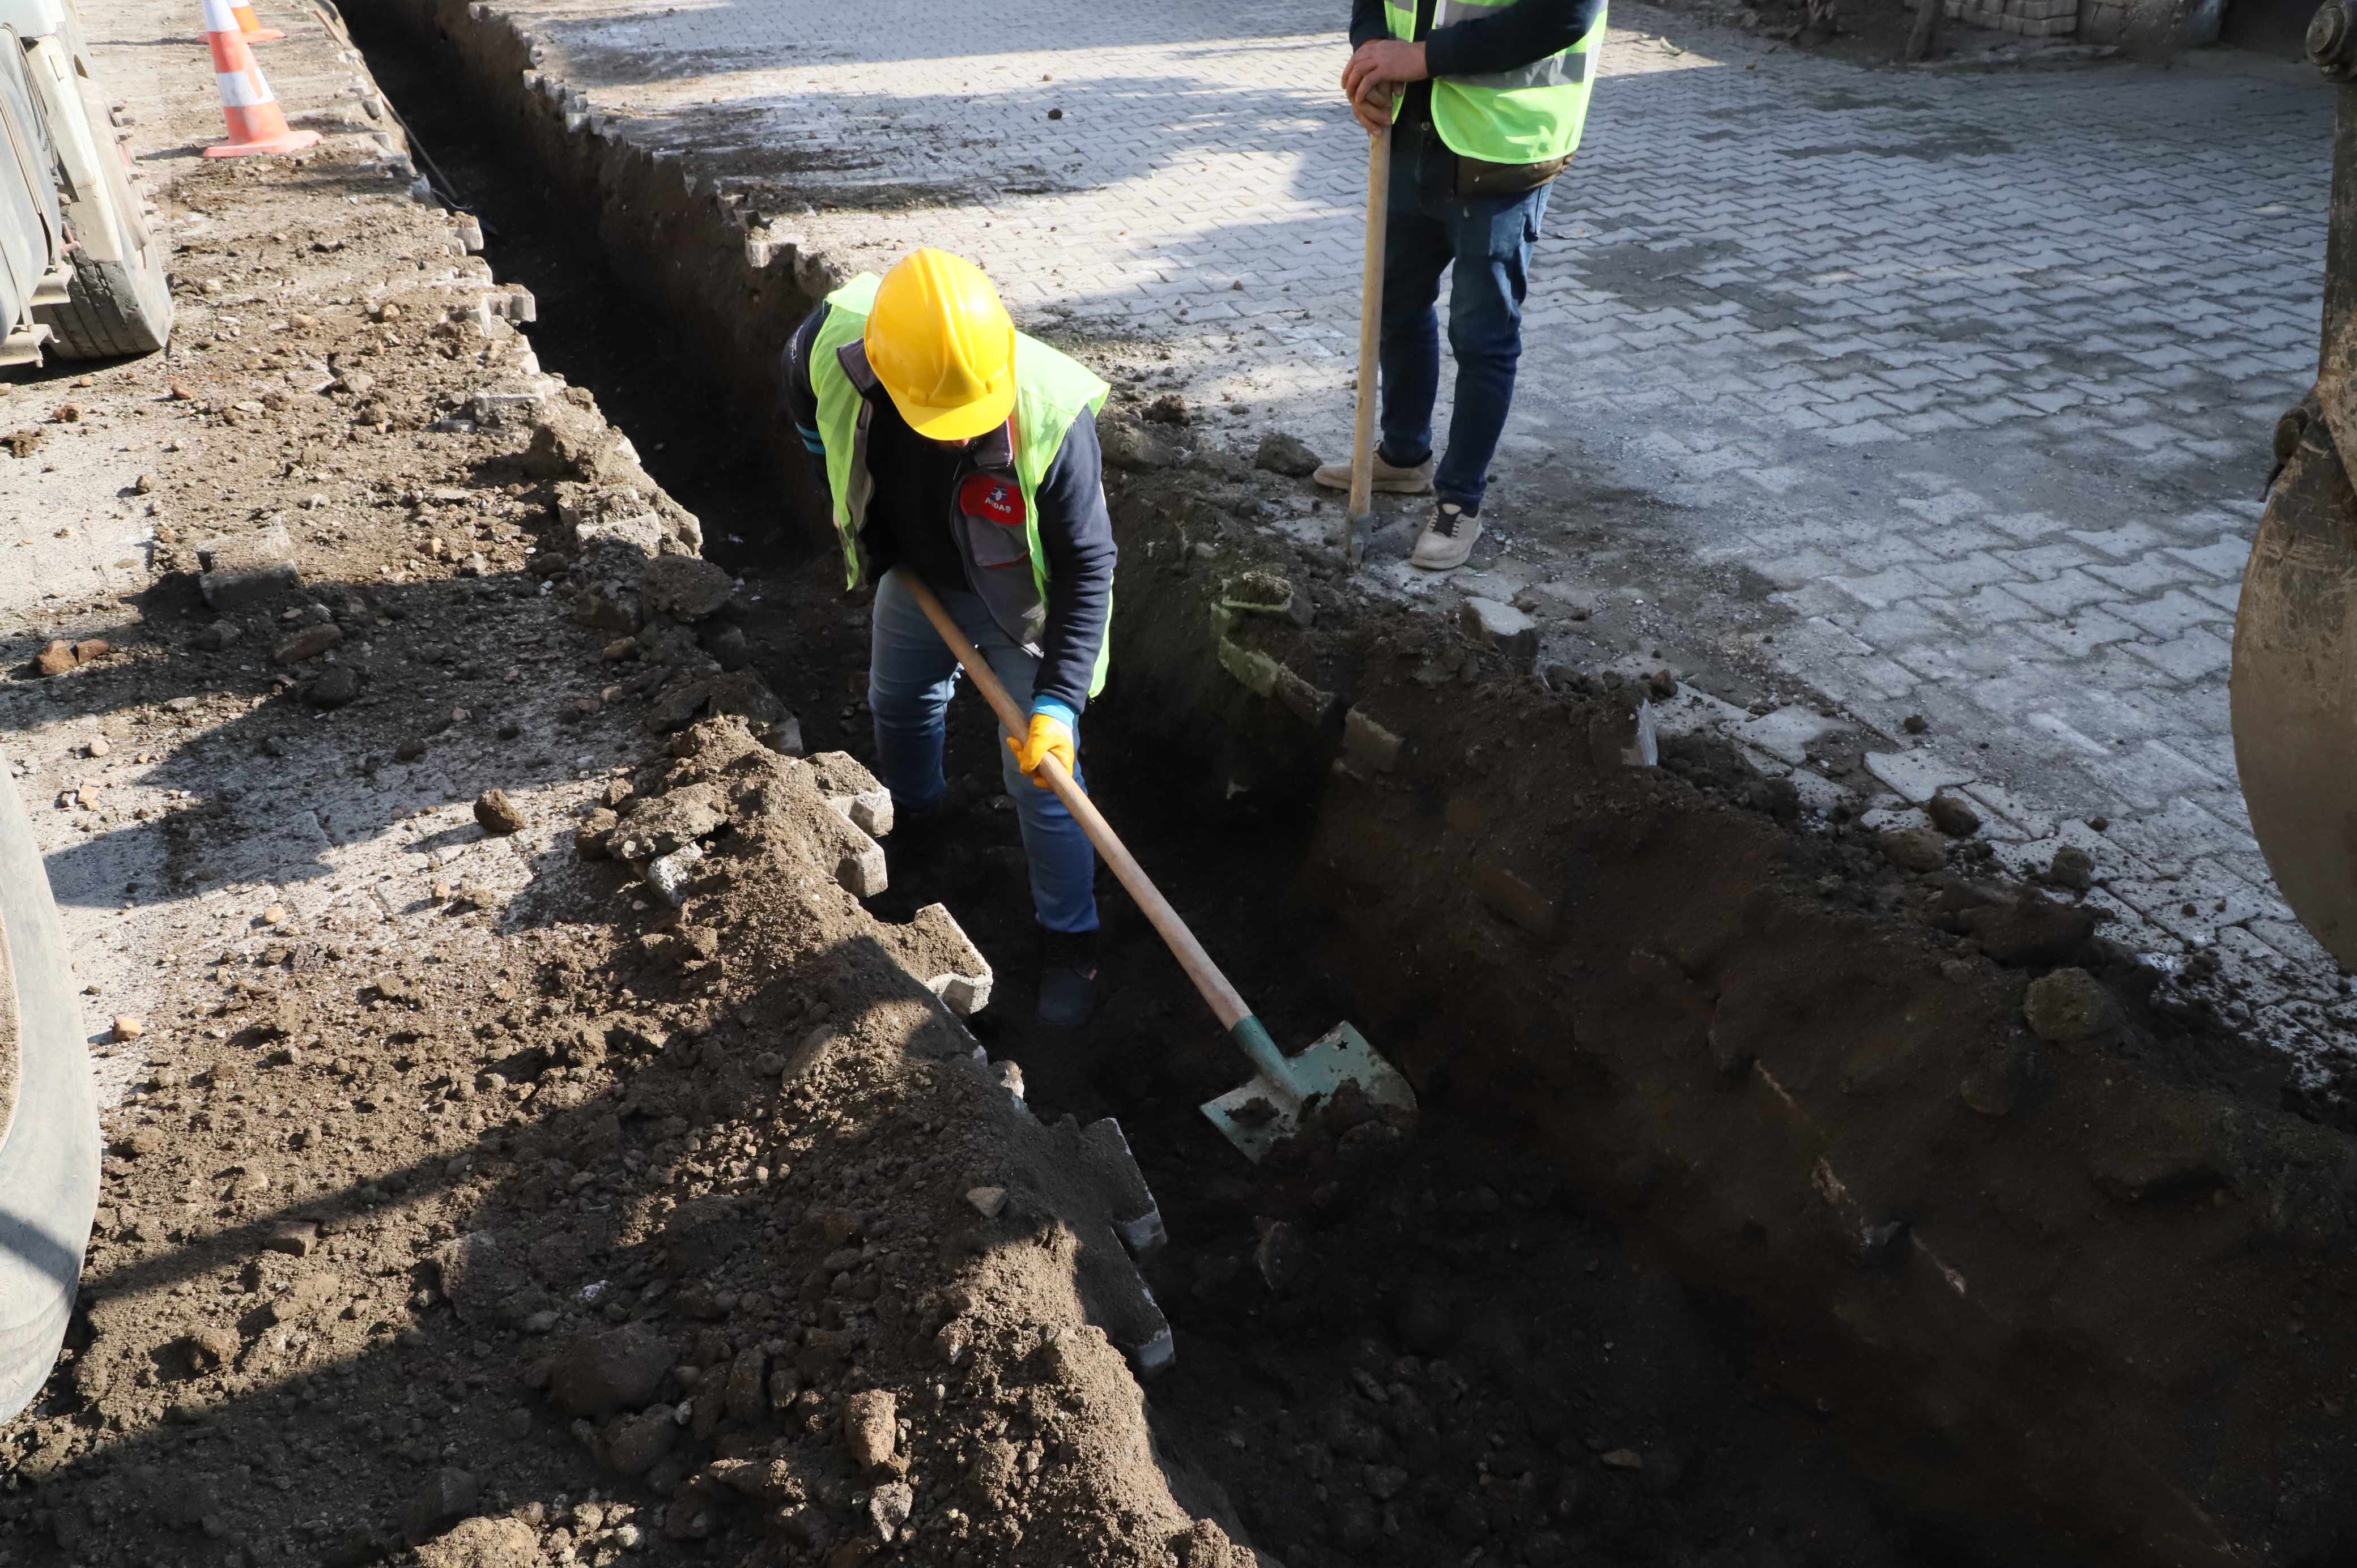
[491,0,2350,1052]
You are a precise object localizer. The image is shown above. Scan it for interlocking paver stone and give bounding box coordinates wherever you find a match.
[499,0,2345,1038]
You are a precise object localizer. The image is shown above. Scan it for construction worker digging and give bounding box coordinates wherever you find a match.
[784,249,1114,1027]
[1326,0,1609,569]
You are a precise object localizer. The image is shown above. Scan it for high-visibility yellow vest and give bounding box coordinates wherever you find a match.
[1384,0,1607,166]
[809,273,1112,695]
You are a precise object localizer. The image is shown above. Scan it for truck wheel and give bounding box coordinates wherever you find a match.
[0,767,100,1424]
[27,22,174,360]
[37,234,173,358]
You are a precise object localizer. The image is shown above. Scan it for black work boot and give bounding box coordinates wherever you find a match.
[1036,924,1102,1028]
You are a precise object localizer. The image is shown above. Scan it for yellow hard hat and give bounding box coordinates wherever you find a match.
[863,249,1017,442]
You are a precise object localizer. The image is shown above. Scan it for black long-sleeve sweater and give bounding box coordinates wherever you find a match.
[782,302,1115,719]
[1350,0,1605,127]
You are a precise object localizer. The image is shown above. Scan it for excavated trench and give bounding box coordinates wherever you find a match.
[347,9,2357,1563]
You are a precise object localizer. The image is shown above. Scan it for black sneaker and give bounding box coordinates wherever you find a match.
[1037,924,1102,1027]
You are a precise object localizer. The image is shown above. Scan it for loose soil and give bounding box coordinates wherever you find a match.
[11,7,2357,1568]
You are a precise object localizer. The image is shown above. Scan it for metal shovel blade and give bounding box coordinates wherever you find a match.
[1200,1022,1416,1164]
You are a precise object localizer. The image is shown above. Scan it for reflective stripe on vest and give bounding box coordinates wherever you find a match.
[807,273,1114,697]
[1383,0,1606,165]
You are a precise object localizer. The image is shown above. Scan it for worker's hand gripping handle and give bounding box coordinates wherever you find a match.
[894,571,1270,1047]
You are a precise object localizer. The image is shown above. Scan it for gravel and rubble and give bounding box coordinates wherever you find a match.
[18,1,2357,1565]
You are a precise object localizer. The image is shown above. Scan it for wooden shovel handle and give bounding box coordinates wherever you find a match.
[896,570,1254,1032]
[1348,125,1392,530]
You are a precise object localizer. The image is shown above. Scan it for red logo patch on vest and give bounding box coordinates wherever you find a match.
[959,472,1026,527]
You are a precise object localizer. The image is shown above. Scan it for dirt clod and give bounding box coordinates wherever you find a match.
[415,1515,543,1568]
[2024,966,2126,1043]
[1252,429,1320,477]
[1926,791,1981,835]
[1877,824,1948,872]
[473,786,527,834]
[841,1387,899,1476]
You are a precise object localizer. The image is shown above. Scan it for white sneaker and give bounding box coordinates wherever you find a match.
[1410,503,1482,570]
[1312,451,1436,495]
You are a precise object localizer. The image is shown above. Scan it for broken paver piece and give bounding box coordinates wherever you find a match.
[1474,858,1558,938]
[1460,596,1538,667]
[1864,749,1975,804]
[1734,705,1843,766]
[874,902,993,1016]
[1588,702,1659,768]
[263,1220,319,1256]
[1341,707,1402,776]
[809,751,894,837]
[965,1186,1008,1220]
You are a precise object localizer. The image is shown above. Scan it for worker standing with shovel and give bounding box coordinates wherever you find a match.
[782,249,1116,1026]
[1324,0,1610,570]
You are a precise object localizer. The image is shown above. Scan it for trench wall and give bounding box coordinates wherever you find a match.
[337,4,2357,1558]
[368,0,841,556]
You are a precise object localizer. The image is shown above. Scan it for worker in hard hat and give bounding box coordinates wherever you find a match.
[1323,0,1609,571]
[782,248,1114,1028]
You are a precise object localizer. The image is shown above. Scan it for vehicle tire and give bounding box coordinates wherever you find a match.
[37,237,173,359]
[28,22,173,360]
[0,768,99,1424]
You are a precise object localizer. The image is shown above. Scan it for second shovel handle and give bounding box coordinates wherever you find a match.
[895,570,1254,1032]
[1348,125,1392,525]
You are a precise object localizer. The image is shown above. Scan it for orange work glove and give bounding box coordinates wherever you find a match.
[1006,711,1076,790]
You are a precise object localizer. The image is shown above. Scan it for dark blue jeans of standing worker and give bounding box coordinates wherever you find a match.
[1379,118,1552,515]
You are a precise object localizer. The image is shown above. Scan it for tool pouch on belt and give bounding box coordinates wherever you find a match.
[1456,152,1571,198]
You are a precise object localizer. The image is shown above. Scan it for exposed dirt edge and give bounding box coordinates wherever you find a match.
[336,4,2357,1557]
[352,0,836,556]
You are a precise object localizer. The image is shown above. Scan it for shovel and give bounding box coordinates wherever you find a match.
[899,570,1417,1162]
[1345,123,1392,568]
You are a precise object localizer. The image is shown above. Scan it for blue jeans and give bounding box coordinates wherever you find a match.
[1379,120,1552,514]
[867,568,1098,934]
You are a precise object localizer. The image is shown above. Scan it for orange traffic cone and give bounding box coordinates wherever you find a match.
[232,2,285,42]
[202,0,318,157]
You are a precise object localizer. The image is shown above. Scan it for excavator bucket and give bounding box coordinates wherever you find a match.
[2231,7,2357,972]
[2232,413,2357,970]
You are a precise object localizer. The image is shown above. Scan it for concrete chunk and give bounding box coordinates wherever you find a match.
[271,623,344,666]
[198,525,302,609]
[646,843,705,906]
